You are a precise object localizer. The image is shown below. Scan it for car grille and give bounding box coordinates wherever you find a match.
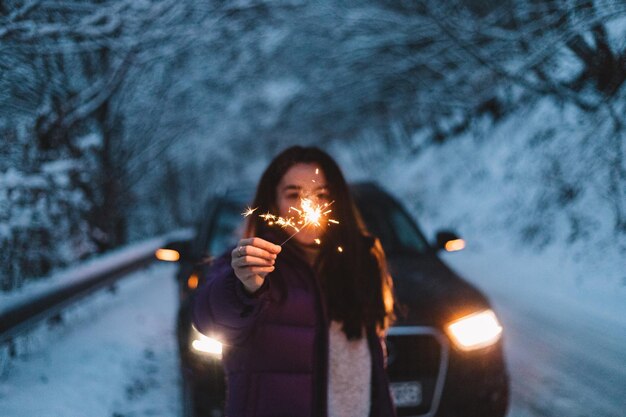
[385,326,449,417]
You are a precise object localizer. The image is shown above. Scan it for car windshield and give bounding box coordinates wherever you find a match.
[207,192,430,256]
[207,201,246,256]
[355,197,430,254]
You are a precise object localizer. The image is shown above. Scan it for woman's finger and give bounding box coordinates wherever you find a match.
[239,237,282,254]
[234,255,274,267]
[247,266,275,275]
[240,268,273,283]
[235,244,277,262]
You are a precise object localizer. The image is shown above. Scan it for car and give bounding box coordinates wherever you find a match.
[157,182,510,417]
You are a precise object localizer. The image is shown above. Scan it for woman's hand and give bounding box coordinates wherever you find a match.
[231,237,282,294]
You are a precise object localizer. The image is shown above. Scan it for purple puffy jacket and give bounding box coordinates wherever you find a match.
[192,235,397,417]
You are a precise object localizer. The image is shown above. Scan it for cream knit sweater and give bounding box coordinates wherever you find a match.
[327,320,371,417]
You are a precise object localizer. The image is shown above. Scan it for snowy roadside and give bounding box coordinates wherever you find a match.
[0,262,181,417]
[0,229,191,314]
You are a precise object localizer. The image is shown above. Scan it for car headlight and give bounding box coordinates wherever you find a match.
[190,324,223,359]
[445,309,503,351]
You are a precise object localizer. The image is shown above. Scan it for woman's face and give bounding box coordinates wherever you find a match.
[276,163,331,245]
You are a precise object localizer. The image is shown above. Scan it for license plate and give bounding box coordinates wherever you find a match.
[390,381,422,407]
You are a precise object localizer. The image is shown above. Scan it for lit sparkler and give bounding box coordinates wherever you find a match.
[241,197,339,246]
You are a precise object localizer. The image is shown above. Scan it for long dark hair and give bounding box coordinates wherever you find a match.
[245,146,395,339]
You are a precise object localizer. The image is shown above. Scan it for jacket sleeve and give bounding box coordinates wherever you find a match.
[191,250,271,346]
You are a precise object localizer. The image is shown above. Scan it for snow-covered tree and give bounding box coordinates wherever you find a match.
[1,0,625,289]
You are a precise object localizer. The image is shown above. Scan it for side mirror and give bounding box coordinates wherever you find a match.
[434,230,465,252]
[155,239,193,262]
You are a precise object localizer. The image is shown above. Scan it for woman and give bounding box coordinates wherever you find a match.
[193,146,397,417]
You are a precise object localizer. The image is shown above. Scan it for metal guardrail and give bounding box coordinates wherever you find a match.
[0,229,193,345]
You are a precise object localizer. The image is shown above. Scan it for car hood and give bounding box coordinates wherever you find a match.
[386,251,492,328]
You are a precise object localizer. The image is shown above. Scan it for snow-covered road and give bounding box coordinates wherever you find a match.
[442,247,626,417]
[1,248,624,417]
[0,263,181,417]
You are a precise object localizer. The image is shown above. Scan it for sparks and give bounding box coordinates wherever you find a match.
[278,198,337,245]
[241,197,339,246]
[259,212,277,221]
[242,206,258,217]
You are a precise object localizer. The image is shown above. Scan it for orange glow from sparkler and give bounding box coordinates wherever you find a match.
[290,198,328,227]
[242,197,339,246]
